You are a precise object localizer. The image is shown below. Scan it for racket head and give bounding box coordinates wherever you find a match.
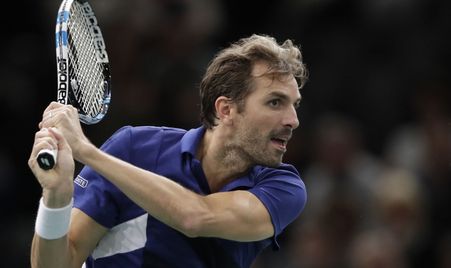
[55,0,111,125]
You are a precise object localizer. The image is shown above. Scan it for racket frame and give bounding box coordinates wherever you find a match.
[37,0,111,170]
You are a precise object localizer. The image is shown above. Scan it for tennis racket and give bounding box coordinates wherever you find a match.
[37,0,111,170]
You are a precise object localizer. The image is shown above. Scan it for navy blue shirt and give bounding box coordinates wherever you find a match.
[74,126,307,268]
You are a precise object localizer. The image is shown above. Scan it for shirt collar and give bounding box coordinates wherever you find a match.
[180,126,206,156]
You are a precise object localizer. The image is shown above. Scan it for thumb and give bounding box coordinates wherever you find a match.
[48,127,71,152]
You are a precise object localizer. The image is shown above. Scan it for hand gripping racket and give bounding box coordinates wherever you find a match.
[37,0,111,170]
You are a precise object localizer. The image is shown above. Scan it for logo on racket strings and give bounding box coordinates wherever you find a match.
[82,3,108,63]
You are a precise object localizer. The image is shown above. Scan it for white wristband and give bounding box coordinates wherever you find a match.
[35,197,73,240]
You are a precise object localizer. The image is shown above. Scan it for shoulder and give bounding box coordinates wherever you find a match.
[107,125,187,141]
[248,164,307,236]
[101,125,189,169]
[102,126,187,150]
[252,163,305,189]
[250,163,307,208]
[251,163,307,214]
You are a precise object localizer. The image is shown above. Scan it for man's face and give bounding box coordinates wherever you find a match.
[231,62,301,167]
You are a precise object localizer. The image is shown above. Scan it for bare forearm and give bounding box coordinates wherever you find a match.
[31,235,72,268]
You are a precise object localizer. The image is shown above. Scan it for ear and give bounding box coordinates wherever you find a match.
[214,96,234,125]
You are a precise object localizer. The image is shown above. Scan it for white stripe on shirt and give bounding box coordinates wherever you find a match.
[92,213,148,260]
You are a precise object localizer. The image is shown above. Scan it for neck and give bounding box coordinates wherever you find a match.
[197,127,252,192]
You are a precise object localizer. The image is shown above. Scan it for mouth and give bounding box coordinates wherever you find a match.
[270,137,288,151]
[269,128,292,152]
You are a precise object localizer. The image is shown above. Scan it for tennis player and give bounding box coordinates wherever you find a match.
[29,34,308,268]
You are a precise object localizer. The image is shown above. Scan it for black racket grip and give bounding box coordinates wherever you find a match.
[37,149,58,170]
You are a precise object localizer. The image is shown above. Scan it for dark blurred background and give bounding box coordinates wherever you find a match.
[1,0,450,267]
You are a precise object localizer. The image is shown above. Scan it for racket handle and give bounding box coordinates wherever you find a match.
[37,148,58,170]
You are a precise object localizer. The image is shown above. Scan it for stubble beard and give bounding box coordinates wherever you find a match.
[228,126,283,168]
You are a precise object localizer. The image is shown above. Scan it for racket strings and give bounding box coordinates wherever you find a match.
[67,1,107,118]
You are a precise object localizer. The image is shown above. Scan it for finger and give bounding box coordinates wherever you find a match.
[40,106,66,129]
[31,128,58,155]
[42,101,64,116]
[40,114,55,129]
[40,109,57,129]
[29,135,58,171]
[41,102,71,127]
[40,105,80,131]
[42,105,64,120]
[48,127,71,152]
[34,128,57,146]
[32,138,56,156]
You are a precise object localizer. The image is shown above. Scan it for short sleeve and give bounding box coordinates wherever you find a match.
[73,126,134,228]
[73,125,171,227]
[248,164,307,247]
[74,126,151,228]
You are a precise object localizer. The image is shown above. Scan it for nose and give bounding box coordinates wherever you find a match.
[284,106,299,129]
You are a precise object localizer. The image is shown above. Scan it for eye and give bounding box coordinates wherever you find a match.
[268,99,281,108]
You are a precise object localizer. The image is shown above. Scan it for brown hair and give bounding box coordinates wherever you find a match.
[199,34,308,129]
